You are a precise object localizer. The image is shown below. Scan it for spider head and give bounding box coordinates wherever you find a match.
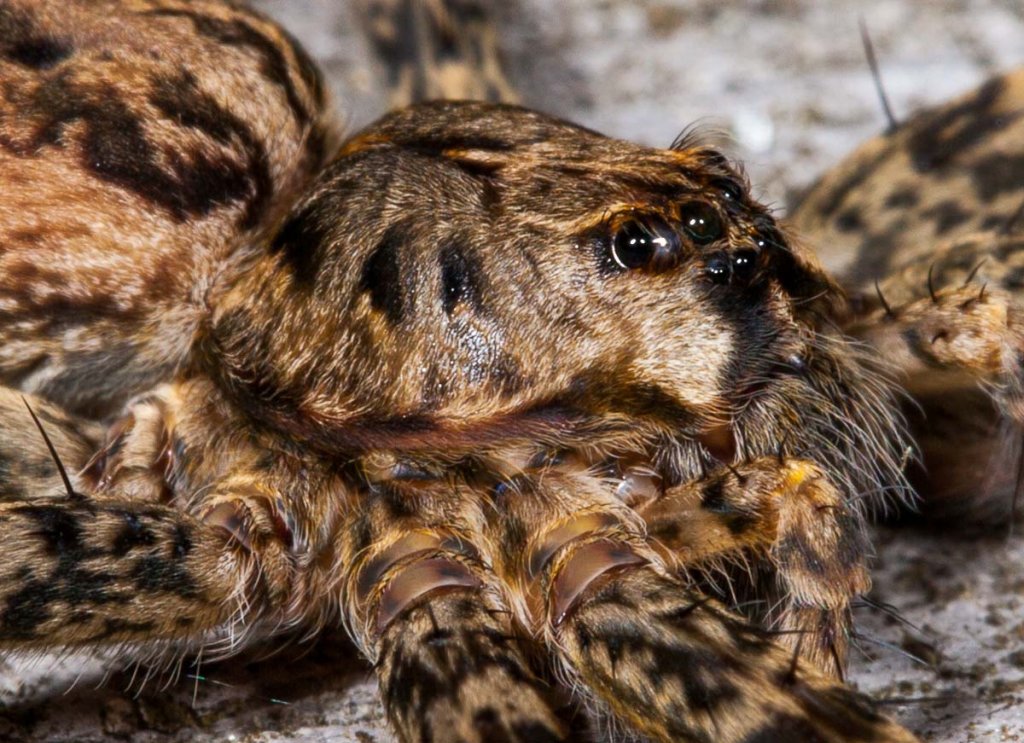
[203,102,903,499]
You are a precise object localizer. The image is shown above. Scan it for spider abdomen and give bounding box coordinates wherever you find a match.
[0,0,337,419]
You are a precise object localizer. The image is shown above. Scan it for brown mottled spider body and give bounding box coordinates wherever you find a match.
[2,1,1021,741]
[792,68,1024,524]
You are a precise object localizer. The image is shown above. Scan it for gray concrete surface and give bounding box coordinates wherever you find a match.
[3,1,1024,741]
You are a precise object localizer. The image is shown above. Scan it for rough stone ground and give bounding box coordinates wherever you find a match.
[3,1,1024,741]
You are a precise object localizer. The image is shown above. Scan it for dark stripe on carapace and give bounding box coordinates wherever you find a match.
[439,238,483,315]
[270,202,330,286]
[487,353,526,396]
[361,226,408,323]
[6,35,72,69]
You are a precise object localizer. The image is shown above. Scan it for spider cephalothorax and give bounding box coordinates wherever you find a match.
[203,101,905,500]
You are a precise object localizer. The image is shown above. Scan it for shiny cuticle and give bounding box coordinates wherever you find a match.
[356,531,445,601]
[375,558,480,633]
[551,540,646,626]
[528,512,619,578]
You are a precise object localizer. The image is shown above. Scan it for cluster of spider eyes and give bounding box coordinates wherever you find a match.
[610,200,759,285]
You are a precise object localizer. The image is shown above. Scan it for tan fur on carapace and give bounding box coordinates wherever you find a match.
[203,101,849,457]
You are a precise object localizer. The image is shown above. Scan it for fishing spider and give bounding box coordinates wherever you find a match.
[3,1,1023,741]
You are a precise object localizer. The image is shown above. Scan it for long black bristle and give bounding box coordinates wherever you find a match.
[22,396,78,499]
[962,258,987,286]
[875,280,895,318]
[859,19,898,134]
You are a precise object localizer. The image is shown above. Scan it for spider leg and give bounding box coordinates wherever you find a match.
[359,0,519,107]
[846,233,1024,520]
[0,386,247,650]
[0,497,255,651]
[486,468,916,743]
[340,477,566,743]
[851,259,1024,400]
[638,456,870,680]
[0,380,315,658]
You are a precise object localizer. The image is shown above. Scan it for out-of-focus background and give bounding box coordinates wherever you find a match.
[259,0,1024,217]
[3,1,1024,741]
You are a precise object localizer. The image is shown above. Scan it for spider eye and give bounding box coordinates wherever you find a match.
[611,216,680,271]
[731,249,758,282]
[754,225,785,251]
[713,178,744,202]
[680,202,722,244]
[705,253,731,284]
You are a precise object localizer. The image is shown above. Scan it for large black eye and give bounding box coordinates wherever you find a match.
[679,202,723,244]
[705,253,731,284]
[731,249,758,283]
[611,216,681,271]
